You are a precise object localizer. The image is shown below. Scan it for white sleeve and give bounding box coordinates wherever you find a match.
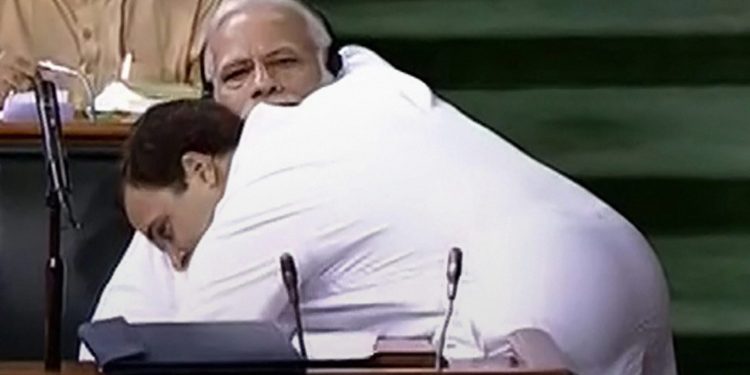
[174,153,345,323]
[79,232,178,360]
[171,99,363,323]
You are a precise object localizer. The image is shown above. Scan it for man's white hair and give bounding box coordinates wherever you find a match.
[203,0,334,82]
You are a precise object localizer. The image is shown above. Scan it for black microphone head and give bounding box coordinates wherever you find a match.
[446,247,463,301]
[279,253,299,300]
[447,247,463,284]
[437,247,464,369]
[280,252,294,270]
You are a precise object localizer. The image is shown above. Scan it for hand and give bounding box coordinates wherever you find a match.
[0,51,36,109]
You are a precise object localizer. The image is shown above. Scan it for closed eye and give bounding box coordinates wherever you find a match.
[147,217,172,251]
[157,221,172,242]
[274,57,298,66]
[219,59,254,86]
[221,67,251,85]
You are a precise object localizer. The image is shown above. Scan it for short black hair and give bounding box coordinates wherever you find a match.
[122,99,243,190]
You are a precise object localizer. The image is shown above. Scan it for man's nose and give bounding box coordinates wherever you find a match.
[250,64,281,99]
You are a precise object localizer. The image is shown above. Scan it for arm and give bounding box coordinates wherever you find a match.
[0,50,35,109]
[174,162,339,322]
[173,104,357,322]
[0,1,36,108]
[80,232,178,360]
[89,232,179,322]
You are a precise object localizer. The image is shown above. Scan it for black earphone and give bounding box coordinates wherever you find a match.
[200,1,342,99]
[200,45,214,98]
[314,4,343,79]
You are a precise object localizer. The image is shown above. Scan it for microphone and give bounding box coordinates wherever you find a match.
[37,60,97,122]
[34,76,82,371]
[33,77,79,228]
[436,247,463,370]
[279,253,307,359]
[447,247,463,301]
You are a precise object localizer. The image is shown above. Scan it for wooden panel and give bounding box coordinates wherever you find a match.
[0,121,131,148]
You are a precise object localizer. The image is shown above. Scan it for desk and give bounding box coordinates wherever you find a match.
[0,334,571,375]
[0,362,569,375]
[0,121,131,148]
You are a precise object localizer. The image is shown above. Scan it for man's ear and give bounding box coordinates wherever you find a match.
[181,152,218,186]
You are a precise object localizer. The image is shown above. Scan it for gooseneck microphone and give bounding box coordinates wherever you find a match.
[279,253,308,359]
[436,247,463,370]
[446,247,463,301]
[34,76,81,371]
[33,77,79,228]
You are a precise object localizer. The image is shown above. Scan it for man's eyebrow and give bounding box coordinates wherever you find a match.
[266,47,298,58]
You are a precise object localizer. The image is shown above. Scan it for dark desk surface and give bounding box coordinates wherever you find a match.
[0,362,569,375]
[0,338,570,374]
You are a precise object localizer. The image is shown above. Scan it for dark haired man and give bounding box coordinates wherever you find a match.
[93,64,674,375]
[88,1,676,374]
[120,100,241,270]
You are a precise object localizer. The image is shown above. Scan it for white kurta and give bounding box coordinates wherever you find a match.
[87,46,675,375]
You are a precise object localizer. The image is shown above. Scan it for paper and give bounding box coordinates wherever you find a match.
[120,53,133,81]
[2,90,74,122]
[292,331,377,360]
[95,81,162,114]
[6,89,69,103]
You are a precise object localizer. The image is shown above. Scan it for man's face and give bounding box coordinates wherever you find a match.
[123,155,224,271]
[209,5,326,116]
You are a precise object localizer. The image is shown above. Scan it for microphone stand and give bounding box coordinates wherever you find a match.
[37,60,97,123]
[280,253,308,359]
[33,77,80,371]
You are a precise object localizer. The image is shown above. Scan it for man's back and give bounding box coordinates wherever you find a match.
[89,47,674,374]
[185,47,674,374]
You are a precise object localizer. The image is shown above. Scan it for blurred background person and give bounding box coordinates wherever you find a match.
[0,0,222,111]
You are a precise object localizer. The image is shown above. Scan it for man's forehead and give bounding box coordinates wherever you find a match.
[210,6,315,60]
